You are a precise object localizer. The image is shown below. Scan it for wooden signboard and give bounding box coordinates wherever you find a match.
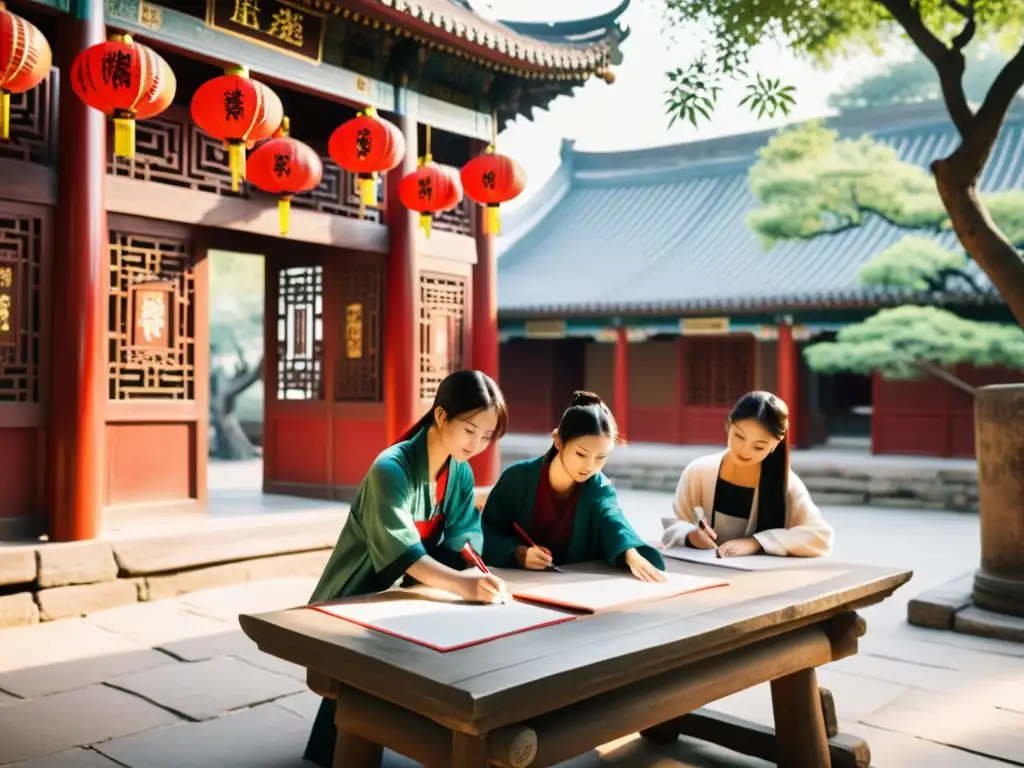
[0,264,17,347]
[206,0,326,63]
[130,281,175,351]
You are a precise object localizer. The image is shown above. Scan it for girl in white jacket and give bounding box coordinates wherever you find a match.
[662,391,834,558]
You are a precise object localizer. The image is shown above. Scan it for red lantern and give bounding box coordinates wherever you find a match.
[247,117,323,237]
[135,53,175,121]
[398,157,463,238]
[328,106,405,216]
[461,147,526,235]
[0,3,52,140]
[191,66,282,192]
[70,33,173,158]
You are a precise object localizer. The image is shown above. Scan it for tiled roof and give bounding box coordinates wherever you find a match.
[497,101,1024,316]
[319,0,625,77]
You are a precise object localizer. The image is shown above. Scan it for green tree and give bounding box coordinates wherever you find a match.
[661,0,1024,328]
[828,45,1017,110]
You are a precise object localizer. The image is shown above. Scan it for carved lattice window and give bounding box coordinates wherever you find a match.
[419,273,466,401]
[687,339,752,407]
[0,71,54,166]
[0,214,43,402]
[335,260,382,401]
[108,231,195,400]
[276,265,324,400]
[108,109,382,222]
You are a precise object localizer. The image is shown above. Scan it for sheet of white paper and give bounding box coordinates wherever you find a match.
[314,591,575,652]
[660,545,829,571]
[512,569,728,613]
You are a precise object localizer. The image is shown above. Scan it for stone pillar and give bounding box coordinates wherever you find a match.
[972,384,1024,617]
[47,0,107,541]
[614,326,629,440]
[382,94,419,444]
[468,139,500,485]
[776,319,799,446]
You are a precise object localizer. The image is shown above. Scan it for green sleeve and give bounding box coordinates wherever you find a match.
[595,486,666,570]
[481,472,524,567]
[440,464,484,558]
[362,461,427,575]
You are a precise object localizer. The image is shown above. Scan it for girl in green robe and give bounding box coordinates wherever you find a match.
[303,370,509,767]
[482,390,666,581]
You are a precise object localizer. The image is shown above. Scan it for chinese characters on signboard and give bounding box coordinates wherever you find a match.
[131,283,174,351]
[0,266,16,347]
[345,303,363,359]
[206,0,326,63]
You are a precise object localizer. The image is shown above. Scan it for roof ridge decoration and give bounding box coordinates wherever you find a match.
[293,0,624,81]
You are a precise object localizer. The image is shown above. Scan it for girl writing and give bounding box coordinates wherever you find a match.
[304,369,509,766]
[662,390,833,558]
[482,391,666,582]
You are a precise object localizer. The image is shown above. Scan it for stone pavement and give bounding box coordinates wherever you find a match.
[1,493,1022,768]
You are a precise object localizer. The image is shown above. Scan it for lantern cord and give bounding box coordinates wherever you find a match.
[420,213,432,239]
[113,112,136,159]
[228,141,246,192]
[425,124,432,157]
[491,107,498,148]
[484,204,501,236]
[279,196,291,237]
[1,91,9,141]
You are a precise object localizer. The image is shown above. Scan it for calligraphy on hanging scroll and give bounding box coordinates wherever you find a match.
[0,265,18,347]
[206,0,326,63]
[345,303,363,360]
[130,282,174,351]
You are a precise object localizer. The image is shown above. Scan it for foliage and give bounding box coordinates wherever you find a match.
[804,305,1024,379]
[660,0,1024,127]
[828,45,1018,110]
[746,121,1024,249]
[858,236,973,292]
[209,250,264,362]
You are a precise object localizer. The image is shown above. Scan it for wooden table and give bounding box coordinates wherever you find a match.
[239,560,911,768]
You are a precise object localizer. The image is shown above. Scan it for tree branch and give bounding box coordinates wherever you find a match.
[876,0,973,137]
[916,360,978,396]
[934,266,984,294]
[947,0,977,54]
[959,45,1024,178]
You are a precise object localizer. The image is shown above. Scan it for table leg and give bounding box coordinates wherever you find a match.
[334,728,383,768]
[771,667,831,768]
[450,732,489,768]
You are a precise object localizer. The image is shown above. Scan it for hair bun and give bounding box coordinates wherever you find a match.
[570,390,604,408]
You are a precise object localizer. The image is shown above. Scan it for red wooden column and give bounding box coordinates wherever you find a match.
[776,319,799,447]
[614,326,629,440]
[468,138,500,485]
[47,0,108,541]
[382,98,419,444]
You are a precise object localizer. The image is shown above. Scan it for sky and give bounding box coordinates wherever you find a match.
[484,0,903,210]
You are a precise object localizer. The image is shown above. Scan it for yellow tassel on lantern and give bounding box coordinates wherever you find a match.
[1,91,10,141]
[228,141,246,192]
[420,213,432,238]
[279,196,291,236]
[113,111,136,159]
[484,204,501,235]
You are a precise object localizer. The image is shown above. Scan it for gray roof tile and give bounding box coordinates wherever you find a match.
[497,102,1024,315]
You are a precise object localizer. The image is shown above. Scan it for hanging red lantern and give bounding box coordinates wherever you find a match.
[461,146,526,235]
[398,157,462,238]
[327,106,405,216]
[0,2,52,141]
[70,33,173,158]
[191,66,282,192]
[134,52,175,121]
[247,117,323,237]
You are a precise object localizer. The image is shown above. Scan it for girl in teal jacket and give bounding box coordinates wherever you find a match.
[304,370,508,767]
[482,391,665,581]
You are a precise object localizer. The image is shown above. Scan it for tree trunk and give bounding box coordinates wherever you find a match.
[932,158,1024,329]
[211,356,264,461]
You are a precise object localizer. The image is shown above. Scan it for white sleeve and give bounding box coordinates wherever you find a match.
[661,466,700,547]
[752,473,834,557]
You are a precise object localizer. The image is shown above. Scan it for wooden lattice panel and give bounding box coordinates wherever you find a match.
[687,339,752,407]
[276,265,324,400]
[0,214,42,401]
[336,260,382,401]
[108,231,195,400]
[0,71,54,166]
[419,272,466,400]
[108,109,382,222]
[432,196,472,236]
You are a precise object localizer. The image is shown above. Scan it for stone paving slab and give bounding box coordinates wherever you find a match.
[0,691,21,705]
[839,720,1014,768]
[85,599,234,648]
[158,628,258,662]
[10,748,124,768]
[273,690,321,721]
[0,685,181,765]
[106,656,305,721]
[176,578,316,622]
[0,619,175,698]
[234,647,306,680]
